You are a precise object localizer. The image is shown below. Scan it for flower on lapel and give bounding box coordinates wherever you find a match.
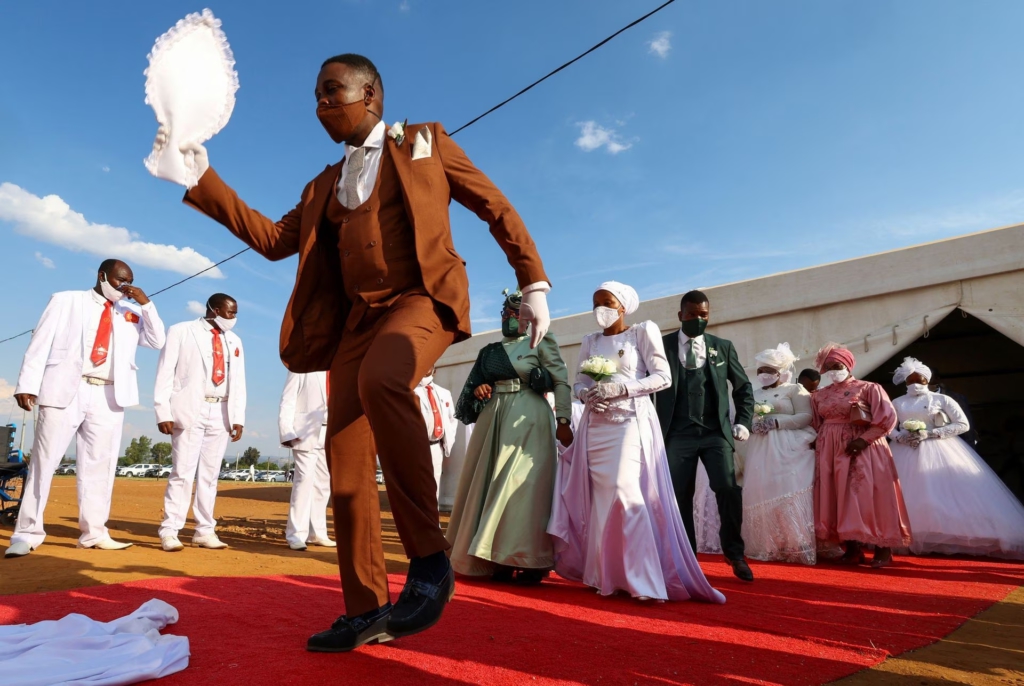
[709,347,718,359]
[388,119,408,146]
[234,347,240,357]
[124,312,140,324]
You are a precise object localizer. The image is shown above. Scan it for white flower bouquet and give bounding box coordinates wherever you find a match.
[754,402,774,416]
[580,355,617,383]
[902,419,928,439]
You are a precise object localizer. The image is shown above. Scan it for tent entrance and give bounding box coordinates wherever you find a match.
[863,311,1024,504]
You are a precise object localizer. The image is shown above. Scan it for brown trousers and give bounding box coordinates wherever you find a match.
[326,292,456,616]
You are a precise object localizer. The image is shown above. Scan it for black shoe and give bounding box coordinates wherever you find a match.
[386,561,455,638]
[307,604,393,653]
[730,558,754,582]
[512,568,550,586]
[491,565,516,583]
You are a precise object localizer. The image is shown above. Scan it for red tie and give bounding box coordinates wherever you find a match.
[425,385,444,439]
[90,301,113,366]
[211,329,226,386]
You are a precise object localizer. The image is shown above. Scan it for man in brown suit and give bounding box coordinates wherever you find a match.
[156,54,552,651]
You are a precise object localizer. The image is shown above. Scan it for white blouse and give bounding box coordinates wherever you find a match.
[754,382,813,431]
[890,391,970,440]
[573,321,671,418]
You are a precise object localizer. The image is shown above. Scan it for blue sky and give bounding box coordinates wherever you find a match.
[3,0,1024,457]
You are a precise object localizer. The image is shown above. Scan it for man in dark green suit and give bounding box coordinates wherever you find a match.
[655,290,755,581]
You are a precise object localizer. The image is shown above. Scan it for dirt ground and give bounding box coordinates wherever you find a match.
[2,477,1022,685]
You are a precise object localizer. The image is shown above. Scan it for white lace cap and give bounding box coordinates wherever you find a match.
[144,9,239,188]
[893,356,932,385]
[754,342,797,384]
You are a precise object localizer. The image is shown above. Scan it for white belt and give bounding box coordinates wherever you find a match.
[83,376,113,386]
[204,396,228,403]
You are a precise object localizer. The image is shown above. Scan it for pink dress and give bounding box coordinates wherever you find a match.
[812,378,912,548]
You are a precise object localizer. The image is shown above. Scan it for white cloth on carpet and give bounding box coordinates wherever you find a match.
[0,599,189,685]
[890,391,1024,559]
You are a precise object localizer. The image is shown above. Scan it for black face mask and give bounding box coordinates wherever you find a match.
[502,315,521,338]
[681,317,708,338]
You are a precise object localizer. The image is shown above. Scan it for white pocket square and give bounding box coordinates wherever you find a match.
[412,128,432,160]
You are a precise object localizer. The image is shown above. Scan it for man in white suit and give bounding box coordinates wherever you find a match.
[279,371,335,551]
[413,369,457,500]
[7,259,166,558]
[155,294,245,552]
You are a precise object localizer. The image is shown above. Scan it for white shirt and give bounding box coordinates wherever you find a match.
[678,333,707,370]
[83,290,114,381]
[199,318,228,399]
[335,120,387,207]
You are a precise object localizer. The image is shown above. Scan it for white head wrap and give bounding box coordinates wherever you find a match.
[893,357,932,385]
[754,342,797,385]
[596,281,639,315]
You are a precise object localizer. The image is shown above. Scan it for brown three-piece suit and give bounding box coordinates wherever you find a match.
[184,122,548,615]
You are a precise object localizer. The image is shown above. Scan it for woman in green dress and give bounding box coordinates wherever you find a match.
[446,289,574,584]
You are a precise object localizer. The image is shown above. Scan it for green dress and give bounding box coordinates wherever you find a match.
[446,332,571,575]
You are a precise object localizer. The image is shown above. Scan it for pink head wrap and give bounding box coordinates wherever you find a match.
[815,342,856,373]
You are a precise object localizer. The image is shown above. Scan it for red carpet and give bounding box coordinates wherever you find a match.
[2,555,1021,685]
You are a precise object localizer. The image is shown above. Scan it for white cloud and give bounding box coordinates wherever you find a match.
[856,189,1024,239]
[34,252,55,269]
[648,31,672,58]
[101,166,110,173]
[398,0,410,11]
[574,121,633,154]
[0,378,18,419]
[187,300,207,315]
[0,183,224,278]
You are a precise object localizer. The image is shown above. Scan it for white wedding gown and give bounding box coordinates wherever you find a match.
[890,391,1024,559]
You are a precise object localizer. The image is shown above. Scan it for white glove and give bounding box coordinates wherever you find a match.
[151,125,210,183]
[752,417,774,435]
[518,289,550,349]
[592,382,627,402]
[576,387,595,404]
[893,430,913,445]
[732,424,750,442]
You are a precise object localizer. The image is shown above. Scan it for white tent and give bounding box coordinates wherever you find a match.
[433,223,1024,508]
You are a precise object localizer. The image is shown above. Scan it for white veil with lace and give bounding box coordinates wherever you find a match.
[143,9,239,188]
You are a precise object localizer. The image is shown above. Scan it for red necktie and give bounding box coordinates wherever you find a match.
[425,385,444,439]
[90,301,113,366]
[211,329,226,386]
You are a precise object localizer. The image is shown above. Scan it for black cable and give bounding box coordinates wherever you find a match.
[2,0,676,343]
[449,0,677,135]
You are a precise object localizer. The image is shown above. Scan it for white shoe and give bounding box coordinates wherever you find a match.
[192,534,228,549]
[5,542,32,558]
[288,541,308,551]
[161,536,185,552]
[79,537,133,550]
[306,537,336,548]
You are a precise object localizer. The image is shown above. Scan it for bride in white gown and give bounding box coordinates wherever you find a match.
[889,357,1024,559]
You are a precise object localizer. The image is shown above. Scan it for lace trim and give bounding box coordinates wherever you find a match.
[144,9,239,188]
[742,487,816,565]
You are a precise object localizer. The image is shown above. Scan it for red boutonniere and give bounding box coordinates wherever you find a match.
[124,312,140,323]
[234,348,240,357]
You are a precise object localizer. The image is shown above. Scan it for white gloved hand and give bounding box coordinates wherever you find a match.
[732,424,750,442]
[518,290,550,349]
[576,387,595,404]
[893,430,912,445]
[592,382,627,402]
[752,417,773,435]
[178,140,211,182]
[589,400,611,413]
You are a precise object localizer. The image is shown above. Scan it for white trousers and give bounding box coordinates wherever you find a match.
[159,402,230,539]
[13,380,125,549]
[430,441,444,501]
[285,426,331,546]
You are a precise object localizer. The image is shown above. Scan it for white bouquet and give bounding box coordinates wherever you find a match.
[902,419,928,441]
[754,402,774,416]
[580,356,617,383]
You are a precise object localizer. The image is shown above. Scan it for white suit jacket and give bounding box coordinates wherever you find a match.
[278,371,327,450]
[15,290,166,409]
[413,382,457,457]
[153,319,246,430]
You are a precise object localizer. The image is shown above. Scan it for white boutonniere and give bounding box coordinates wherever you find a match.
[709,348,718,359]
[388,119,408,146]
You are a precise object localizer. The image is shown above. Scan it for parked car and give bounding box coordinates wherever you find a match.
[258,470,286,482]
[118,463,159,478]
[144,466,172,478]
[55,464,76,475]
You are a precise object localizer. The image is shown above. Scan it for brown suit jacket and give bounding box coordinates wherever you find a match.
[183,122,549,373]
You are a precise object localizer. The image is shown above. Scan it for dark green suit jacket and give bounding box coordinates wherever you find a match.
[655,331,755,449]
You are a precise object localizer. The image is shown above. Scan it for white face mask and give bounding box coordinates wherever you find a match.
[211,315,236,332]
[827,369,850,384]
[418,375,433,388]
[907,383,930,396]
[99,273,125,303]
[757,372,780,387]
[594,306,620,329]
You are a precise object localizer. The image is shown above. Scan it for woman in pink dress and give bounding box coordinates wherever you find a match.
[811,343,912,568]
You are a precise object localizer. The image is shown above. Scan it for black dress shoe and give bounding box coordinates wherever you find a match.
[386,561,455,638]
[729,558,754,582]
[307,604,393,653]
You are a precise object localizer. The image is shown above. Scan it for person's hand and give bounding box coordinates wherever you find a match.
[732,424,750,442]
[577,387,595,404]
[157,421,175,435]
[231,425,244,442]
[15,394,36,412]
[119,285,150,306]
[282,438,299,448]
[752,418,772,436]
[153,124,169,153]
[893,430,912,445]
[846,437,869,458]
[518,290,550,349]
[556,424,574,447]
[179,140,210,181]
[473,384,493,401]
[592,382,626,403]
